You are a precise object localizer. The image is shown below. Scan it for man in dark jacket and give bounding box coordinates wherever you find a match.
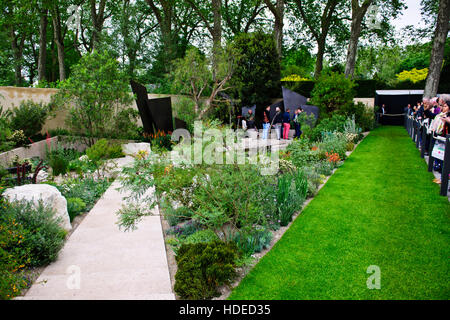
[293,107,303,139]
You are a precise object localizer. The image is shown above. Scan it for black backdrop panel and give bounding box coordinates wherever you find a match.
[148,97,174,133]
[375,92,423,125]
[282,86,307,115]
[175,117,187,130]
[130,80,154,135]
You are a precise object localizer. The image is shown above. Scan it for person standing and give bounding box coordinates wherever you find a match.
[273,107,283,140]
[282,109,291,140]
[262,106,271,140]
[246,109,255,129]
[293,107,303,139]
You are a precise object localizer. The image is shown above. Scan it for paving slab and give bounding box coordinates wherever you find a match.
[20,157,174,300]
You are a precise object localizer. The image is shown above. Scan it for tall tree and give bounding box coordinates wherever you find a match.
[344,0,373,78]
[264,0,284,58]
[344,0,404,79]
[37,1,49,82]
[424,0,450,98]
[90,0,108,51]
[186,0,223,79]
[292,0,344,78]
[49,1,68,81]
[222,0,266,37]
[0,0,35,86]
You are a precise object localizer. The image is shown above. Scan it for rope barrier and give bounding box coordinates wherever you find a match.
[380,113,406,117]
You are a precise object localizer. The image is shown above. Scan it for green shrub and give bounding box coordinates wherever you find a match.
[174,241,238,299]
[47,146,82,176]
[51,51,134,145]
[67,197,86,221]
[305,114,348,142]
[0,200,66,268]
[230,31,281,106]
[86,139,124,162]
[285,139,319,168]
[163,203,194,227]
[318,132,348,160]
[276,174,299,226]
[311,72,356,119]
[0,107,13,152]
[184,229,219,245]
[0,224,30,299]
[56,177,111,211]
[233,228,272,256]
[9,100,48,138]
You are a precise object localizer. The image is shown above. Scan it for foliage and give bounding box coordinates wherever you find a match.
[311,72,356,119]
[144,130,173,152]
[0,200,66,268]
[85,139,124,162]
[67,198,87,222]
[174,241,238,300]
[275,171,308,227]
[281,74,310,82]
[233,227,272,256]
[0,213,29,300]
[304,114,348,142]
[170,45,240,118]
[285,139,319,167]
[55,177,112,213]
[396,68,429,83]
[46,146,81,177]
[51,51,133,145]
[0,107,13,152]
[281,46,315,79]
[9,101,48,139]
[318,132,348,161]
[230,31,281,107]
[172,97,199,133]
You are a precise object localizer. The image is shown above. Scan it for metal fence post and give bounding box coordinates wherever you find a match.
[421,123,427,158]
[416,121,420,149]
[428,135,436,172]
[440,135,450,197]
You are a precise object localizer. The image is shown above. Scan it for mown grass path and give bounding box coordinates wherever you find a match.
[229,126,449,300]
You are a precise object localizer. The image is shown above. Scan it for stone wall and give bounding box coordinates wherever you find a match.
[0,86,186,132]
[0,136,90,167]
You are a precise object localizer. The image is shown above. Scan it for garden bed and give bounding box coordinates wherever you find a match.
[0,138,129,299]
[113,115,371,300]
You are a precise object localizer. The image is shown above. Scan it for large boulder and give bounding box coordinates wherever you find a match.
[122,142,151,157]
[3,184,72,232]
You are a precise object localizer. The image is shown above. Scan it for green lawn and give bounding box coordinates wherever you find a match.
[229,126,450,300]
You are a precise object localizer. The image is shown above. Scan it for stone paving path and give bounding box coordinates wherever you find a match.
[20,157,174,300]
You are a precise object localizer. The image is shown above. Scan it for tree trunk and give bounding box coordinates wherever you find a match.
[424,0,450,98]
[345,0,373,78]
[10,29,24,86]
[38,9,48,82]
[90,0,107,52]
[274,0,284,58]
[52,9,66,81]
[315,38,326,79]
[265,0,284,58]
[212,0,222,81]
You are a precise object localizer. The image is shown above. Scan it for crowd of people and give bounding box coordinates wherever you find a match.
[243,106,305,140]
[407,96,450,139]
[407,95,450,178]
